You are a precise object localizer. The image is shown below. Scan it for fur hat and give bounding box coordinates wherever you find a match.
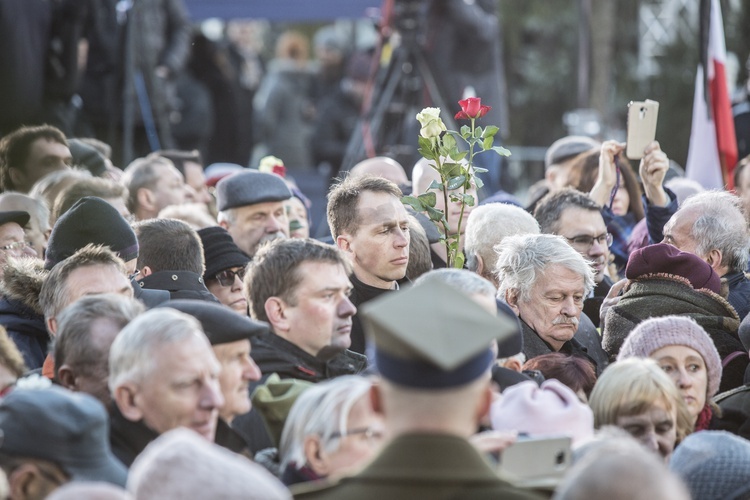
[617,315,722,398]
[670,431,750,500]
[490,379,594,445]
[626,243,721,294]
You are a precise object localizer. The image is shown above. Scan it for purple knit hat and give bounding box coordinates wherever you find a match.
[625,243,721,294]
[617,315,722,398]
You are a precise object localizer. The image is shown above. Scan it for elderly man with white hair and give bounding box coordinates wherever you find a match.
[496,233,603,373]
[108,308,224,467]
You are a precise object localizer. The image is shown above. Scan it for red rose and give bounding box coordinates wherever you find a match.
[455,97,491,120]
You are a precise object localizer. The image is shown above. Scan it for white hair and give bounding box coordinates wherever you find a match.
[108,308,207,392]
[495,234,595,303]
[279,376,372,469]
[464,203,540,275]
[414,268,496,299]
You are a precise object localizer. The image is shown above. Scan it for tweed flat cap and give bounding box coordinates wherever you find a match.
[215,170,292,212]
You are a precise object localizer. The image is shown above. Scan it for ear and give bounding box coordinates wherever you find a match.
[336,234,352,253]
[264,297,289,332]
[475,383,493,424]
[46,317,58,336]
[218,219,230,230]
[704,248,724,273]
[9,462,38,500]
[369,382,384,416]
[475,254,485,276]
[303,436,331,477]
[57,365,76,390]
[136,187,156,212]
[502,358,523,373]
[504,289,520,315]
[113,383,144,422]
[140,266,153,278]
[8,167,25,189]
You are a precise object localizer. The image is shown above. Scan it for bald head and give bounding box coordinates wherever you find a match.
[350,157,408,186]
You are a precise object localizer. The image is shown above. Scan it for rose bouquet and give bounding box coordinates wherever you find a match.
[402,98,510,268]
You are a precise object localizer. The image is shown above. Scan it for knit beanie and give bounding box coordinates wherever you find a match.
[669,431,750,500]
[490,379,594,446]
[617,316,722,398]
[197,226,250,280]
[626,243,721,294]
[45,197,139,270]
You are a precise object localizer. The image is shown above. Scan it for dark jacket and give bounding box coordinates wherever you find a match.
[725,271,750,321]
[349,274,395,355]
[137,270,219,303]
[713,384,750,440]
[0,259,48,370]
[520,318,604,375]
[292,433,543,499]
[109,404,159,467]
[583,275,613,330]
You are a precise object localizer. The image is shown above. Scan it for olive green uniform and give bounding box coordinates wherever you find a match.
[293,433,543,500]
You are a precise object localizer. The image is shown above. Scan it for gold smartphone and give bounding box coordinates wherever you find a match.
[626,99,659,160]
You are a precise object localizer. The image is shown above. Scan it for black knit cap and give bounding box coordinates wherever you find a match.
[156,299,269,344]
[45,197,139,270]
[198,226,251,280]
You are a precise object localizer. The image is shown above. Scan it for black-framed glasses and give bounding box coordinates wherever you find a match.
[330,427,384,442]
[214,268,246,287]
[564,233,613,250]
[128,269,140,281]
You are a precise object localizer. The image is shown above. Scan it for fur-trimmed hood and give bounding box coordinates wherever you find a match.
[0,257,47,315]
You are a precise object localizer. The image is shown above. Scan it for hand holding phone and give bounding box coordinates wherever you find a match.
[626,100,659,160]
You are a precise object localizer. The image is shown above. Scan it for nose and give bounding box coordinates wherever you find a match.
[201,378,225,410]
[338,295,357,318]
[589,238,607,257]
[393,226,409,248]
[21,244,37,258]
[231,273,243,291]
[676,367,693,389]
[267,214,285,234]
[560,296,578,316]
[640,431,660,454]
[244,357,262,382]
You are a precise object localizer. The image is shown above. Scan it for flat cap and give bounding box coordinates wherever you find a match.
[215,170,292,212]
[361,276,516,389]
[68,138,107,177]
[0,386,127,486]
[157,299,269,345]
[0,210,29,228]
[45,197,139,270]
[545,135,600,169]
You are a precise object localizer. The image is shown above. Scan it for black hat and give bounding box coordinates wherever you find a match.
[45,197,139,270]
[215,170,292,212]
[361,277,517,389]
[197,226,251,280]
[68,138,107,177]
[0,386,127,486]
[157,299,269,345]
[0,210,29,228]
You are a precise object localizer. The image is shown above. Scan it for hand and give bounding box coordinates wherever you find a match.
[639,141,669,206]
[600,278,628,328]
[590,141,625,206]
[470,430,518,454]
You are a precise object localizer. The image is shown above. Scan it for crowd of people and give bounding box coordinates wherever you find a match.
[0,118,750,499]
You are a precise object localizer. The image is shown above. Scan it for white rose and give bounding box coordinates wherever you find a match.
[416,108,446,139]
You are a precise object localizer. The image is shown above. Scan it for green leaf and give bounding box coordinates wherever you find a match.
[460,125,471,139]
[427,179,443,192]
[442,133,457,151]
[474,176,484,189]
[424,205,445,223]
[471,166,488,174]
[417,147,435,161]
[481,125,499,138]
[441,162,461,178]
[418,136,433,150]
[417,191,437,207]
[401,195,424,212]
[492,146,512,157]
[473,127,482,139]
[446,175,466,190]
[453,252,465,269]
[482,136,494,150]
[449,151,468,162]
[289,220,303,231]
[461,193,476,206]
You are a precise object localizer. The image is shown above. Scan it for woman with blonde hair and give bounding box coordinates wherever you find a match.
[589,358,692,462]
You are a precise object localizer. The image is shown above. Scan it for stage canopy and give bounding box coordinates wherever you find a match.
[183,0,382,22]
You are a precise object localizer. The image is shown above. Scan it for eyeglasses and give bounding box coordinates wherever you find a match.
[0,241,30,252]
[214,268,246,287]
[564,233,613,250]
[330,427,384,442]
[128,269,140,281]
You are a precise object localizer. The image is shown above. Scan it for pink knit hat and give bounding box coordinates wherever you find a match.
[617,315,722,398]
[490,379,594,446]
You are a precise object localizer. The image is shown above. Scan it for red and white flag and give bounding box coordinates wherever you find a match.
[685,0,738,190]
